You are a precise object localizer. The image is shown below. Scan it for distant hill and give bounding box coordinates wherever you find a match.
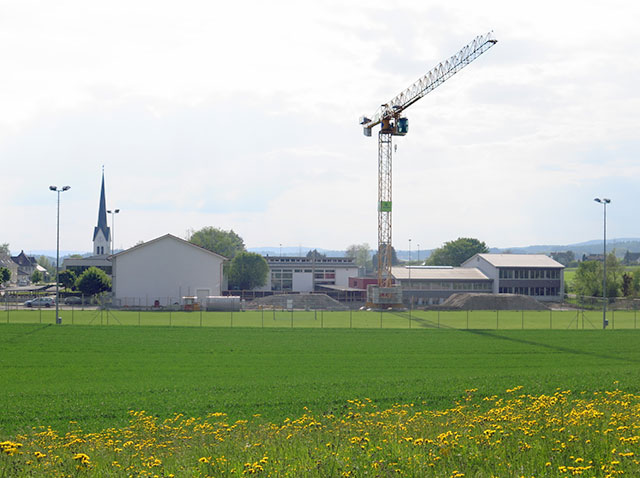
[488,239,640,258]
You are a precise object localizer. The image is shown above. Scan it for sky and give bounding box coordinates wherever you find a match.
[2,0,639,256]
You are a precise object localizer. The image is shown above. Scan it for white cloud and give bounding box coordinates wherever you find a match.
[2,0,640,254]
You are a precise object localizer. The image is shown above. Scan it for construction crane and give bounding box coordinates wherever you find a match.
[360,32,497,307]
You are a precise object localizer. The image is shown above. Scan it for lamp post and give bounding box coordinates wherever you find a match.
[417,243,420,263]
[50,185,70,325]
[106,208,120,254]
[594,197,611,329]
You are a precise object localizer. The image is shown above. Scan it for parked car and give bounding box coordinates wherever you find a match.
[63,296,83,305]
[24,297,55,308]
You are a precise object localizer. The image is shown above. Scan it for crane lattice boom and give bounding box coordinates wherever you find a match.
[360,32,497,135]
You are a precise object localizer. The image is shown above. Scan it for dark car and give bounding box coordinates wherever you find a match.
[64,296,83,305]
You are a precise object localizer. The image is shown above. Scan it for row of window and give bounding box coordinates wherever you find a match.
[268,257,353,264]
[403,281,492,291]
[272,269,336,279]
[499,287,559,296]
[270,269,337,291]
[498,268,561,280]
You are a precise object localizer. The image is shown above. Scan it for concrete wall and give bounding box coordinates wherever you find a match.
[112,235,223,307]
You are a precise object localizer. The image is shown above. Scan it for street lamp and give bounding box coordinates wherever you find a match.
[50,185,70,325]
[594,197,611,329]
[106,208,120,254]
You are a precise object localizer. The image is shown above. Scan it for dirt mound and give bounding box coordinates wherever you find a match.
[441,293,549,311]
[246,293,349,311]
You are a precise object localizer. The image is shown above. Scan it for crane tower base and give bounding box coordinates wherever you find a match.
[366,284,404,309]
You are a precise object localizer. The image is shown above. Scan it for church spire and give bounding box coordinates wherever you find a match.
[93,169,111,255]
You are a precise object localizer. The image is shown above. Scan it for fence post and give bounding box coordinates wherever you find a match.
[550,309,552,330]
[138,309,141,326]
[496,310,499,330]
[200,308,203,327]
[437,310,440,329]
[350,308,352,329]
[380,310,383,329]
[635,306,637,329]
[321,310,323,329]
[231,310,233,328]
[612,309,614,330]
[261,308,264,328]
[290,308,293,328]
[521,310,524,330]
[467,309,469,329]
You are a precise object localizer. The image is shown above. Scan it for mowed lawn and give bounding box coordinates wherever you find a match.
[1,323,640,435]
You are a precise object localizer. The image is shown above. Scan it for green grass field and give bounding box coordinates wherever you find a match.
[3,307,640,329]
[2,323,640,437]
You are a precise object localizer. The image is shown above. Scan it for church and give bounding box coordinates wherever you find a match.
[63,170,227,306]
[62,172,113,276]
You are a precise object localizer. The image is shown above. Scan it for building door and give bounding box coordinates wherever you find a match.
[196,289,210,307]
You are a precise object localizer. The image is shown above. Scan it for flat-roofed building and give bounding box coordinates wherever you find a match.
[255,256,358,293]
[392,266,493,306]
[461,253,564,301]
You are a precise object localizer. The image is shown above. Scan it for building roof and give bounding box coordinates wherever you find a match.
[93,171,111,242]
[391,266,490,281]
[463,253,564,268]
[111,233,228,261]
[11,250,37,267]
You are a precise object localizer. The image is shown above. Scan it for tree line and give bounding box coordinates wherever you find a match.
[570,252,640,298]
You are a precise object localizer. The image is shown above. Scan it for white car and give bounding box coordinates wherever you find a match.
[24,297,55,308]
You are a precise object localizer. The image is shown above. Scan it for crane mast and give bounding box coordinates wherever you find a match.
[360,32,497,307]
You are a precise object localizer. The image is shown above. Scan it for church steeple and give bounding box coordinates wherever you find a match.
[93,170,111,256]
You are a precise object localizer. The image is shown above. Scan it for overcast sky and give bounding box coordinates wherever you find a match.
[2,0,639,255]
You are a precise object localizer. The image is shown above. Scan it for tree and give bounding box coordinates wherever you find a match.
[188,227,245,260]
[573,253,624,298]
[31,270,43,284]
[306,249,327,260]
[37,255,55,278]
[345,243,373,272]
[0,243,9,255]
[0,267,10,285]
[622,272,634,297]
[59,270,77,290]
[426,237,489,266]
[632,269,640,297]
[573,261,601,298]
[228,252,269,290]
[75,267,111,296]
[371,246,400,270]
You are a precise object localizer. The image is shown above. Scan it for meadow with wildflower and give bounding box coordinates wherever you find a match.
[2,323,640,476]
[3,388,640,476]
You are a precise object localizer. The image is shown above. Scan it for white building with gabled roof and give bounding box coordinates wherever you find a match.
[461,253,564,301]
[111,234,227,307]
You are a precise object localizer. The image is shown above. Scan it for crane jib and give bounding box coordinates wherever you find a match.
[360,32,497,133]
